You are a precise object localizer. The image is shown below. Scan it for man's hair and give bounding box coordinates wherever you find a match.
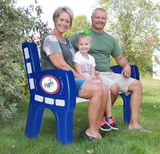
[92,8,108,18]
[52,6,74,27]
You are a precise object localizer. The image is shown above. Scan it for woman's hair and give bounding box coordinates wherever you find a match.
[52,6,74,27]
[76,33,92,43]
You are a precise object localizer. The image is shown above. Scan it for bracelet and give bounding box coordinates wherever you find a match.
[92,77,95,81]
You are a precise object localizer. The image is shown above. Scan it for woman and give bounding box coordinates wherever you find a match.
[40,6,109,140]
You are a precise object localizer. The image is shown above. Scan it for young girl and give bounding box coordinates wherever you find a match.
[74,30,118,131]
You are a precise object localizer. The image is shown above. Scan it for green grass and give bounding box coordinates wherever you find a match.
[0,79,160,154]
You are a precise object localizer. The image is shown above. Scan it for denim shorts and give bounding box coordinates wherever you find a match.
[75,78,86,97]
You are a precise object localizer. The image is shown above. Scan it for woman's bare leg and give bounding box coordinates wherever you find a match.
[79,82,108,139]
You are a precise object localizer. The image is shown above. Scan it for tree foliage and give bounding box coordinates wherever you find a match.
[0,0,50,120]
[97,0,160,77]
[0,0,31,120]
[0,0,89,121]
[63,15,91,38]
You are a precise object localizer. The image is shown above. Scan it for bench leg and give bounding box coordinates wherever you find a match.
[25,102,44,138]
[119,93,131,123]
[54,111,73,145]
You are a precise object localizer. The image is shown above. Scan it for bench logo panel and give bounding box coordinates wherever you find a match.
[40,75,60,94]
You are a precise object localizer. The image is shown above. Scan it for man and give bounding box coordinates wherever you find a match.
[69,8,144,130]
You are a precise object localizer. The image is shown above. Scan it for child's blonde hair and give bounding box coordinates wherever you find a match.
[76,30,92,43]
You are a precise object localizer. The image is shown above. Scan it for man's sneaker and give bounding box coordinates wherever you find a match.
[106,116,118,130]
[99,116,111,131]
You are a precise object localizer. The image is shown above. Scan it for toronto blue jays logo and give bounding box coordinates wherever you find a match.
[40,75,60,94]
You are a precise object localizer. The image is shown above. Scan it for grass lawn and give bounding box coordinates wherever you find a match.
[0,79,160,154]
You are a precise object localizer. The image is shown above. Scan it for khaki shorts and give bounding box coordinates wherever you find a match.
[100,72,135,96]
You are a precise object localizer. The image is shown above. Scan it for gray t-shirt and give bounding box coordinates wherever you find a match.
[40,33,76,71]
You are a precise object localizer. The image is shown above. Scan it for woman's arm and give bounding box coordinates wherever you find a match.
[49,53,84,79]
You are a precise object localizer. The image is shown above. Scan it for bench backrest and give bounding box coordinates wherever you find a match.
[22,42,41,75]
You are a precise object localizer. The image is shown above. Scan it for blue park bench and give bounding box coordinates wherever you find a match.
[22,42,76,145]
[22,42,139,145]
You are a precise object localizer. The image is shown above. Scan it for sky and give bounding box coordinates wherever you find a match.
[16,0,95,28]
[16,0,160,29]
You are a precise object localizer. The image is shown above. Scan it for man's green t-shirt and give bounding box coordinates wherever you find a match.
[69,28,123,72]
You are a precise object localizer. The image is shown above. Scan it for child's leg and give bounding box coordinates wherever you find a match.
[99,89,112,131]
[106,90,112,118]
[99,89,118,131]
[105,90,118,130]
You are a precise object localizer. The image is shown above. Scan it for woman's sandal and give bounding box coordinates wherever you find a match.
[80,131,98,141]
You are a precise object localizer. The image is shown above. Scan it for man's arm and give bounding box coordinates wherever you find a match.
[115,54,131,78]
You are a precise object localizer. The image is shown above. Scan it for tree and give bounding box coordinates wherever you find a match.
[0,0,49,120]
[96,0,160,77]
[63,15,91,38]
